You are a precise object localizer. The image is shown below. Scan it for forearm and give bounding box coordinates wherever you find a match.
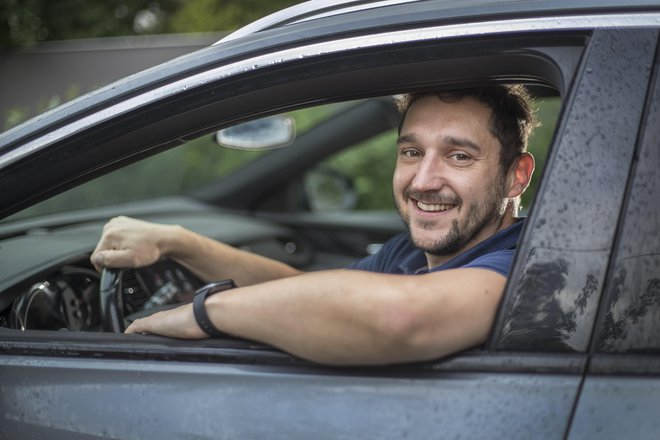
[206,269,405,364]
[205,269,500,365]
[163,225,302,286]
[126,267,505,366]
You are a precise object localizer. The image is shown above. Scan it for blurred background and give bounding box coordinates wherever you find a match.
[0,0,302,131]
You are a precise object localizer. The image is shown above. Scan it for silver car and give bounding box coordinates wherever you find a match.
[1,0,659,438]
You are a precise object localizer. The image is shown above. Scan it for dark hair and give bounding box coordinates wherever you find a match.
[396,85,538,173]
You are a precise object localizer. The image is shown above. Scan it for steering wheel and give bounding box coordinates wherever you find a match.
[99,268,125,332]
[98,261,208,333]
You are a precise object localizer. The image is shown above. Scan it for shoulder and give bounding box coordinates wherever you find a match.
[462,249,516,277]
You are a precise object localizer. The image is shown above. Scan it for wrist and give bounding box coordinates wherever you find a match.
[192,280,236,337]
[159,224,189,258]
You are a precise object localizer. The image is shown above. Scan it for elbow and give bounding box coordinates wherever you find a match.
[377,300,436,360]
[377,305,478,363]
[379,304,419,344]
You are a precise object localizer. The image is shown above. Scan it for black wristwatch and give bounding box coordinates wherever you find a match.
[192,279,236,337]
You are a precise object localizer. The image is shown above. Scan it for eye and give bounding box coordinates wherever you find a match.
[449,152,472,162]
[399,148,422,158]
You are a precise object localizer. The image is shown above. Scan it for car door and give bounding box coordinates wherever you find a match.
[0,8,657,440]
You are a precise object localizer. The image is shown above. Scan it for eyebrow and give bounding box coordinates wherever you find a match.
[397,133,482,152]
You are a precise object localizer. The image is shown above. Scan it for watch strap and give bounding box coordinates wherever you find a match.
[192,279,235,337]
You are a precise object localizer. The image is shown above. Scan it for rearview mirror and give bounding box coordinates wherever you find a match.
[215,115,295,150]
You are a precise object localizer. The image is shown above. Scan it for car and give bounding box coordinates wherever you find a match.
[1,0,659,438]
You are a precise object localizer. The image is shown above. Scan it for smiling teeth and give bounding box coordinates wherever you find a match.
[417,201,453,212]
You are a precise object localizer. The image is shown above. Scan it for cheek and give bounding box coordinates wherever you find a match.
[461,167,494,189]
[392,167,407,193]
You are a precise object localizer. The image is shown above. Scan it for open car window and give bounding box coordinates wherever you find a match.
[3,102,350,223]
[6,94,560,225]
[0,90,561,333]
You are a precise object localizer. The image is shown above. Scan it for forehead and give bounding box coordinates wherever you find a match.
[400,95,497,147]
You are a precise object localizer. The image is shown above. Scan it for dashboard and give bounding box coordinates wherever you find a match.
[5,258,204,332]
[0,198,318,333]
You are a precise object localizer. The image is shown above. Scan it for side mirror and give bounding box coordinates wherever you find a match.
[215,115,295,150]
[304,167,357,211]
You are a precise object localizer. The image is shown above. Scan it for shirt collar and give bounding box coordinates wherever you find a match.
[398,219,525,275]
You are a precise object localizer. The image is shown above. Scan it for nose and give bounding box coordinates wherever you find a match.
[410,154,447,192]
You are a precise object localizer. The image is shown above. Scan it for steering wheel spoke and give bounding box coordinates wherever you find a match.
[99,268,125,332]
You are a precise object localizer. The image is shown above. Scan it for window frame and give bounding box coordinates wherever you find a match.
[1,30,590,370]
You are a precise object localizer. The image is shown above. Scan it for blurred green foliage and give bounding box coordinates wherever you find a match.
[0,0,300,50]
[523,97,561,211]
[0,0,302,130]
[323,130,398,211]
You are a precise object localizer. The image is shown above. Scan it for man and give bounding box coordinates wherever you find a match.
[91,85,536,366]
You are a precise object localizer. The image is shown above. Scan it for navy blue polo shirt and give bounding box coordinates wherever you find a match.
[348,220,524,276]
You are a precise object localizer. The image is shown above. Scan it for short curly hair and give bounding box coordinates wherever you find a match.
[396,85,538,173]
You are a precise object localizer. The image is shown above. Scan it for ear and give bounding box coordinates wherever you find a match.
[506,152,535,198]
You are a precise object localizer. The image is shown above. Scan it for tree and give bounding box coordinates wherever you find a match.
[0,0,301,51]
[166,0,301,34]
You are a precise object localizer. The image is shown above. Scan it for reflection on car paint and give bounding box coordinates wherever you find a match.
[599,261,660,352]
[500,252,600,351]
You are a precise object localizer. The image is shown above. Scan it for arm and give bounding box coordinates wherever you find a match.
[126,267,506,366]
[91,216,301,286]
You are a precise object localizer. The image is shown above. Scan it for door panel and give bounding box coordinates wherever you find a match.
[567,375,660,440]
[0,354,581,440]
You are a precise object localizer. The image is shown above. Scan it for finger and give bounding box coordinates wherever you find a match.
[125,319,145,334]
[92,249,139,269]
[91,229,120,271]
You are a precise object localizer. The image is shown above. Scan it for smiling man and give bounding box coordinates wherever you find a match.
[92,85,536,366]
[348,88,535,277]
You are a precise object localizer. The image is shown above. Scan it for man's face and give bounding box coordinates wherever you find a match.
[393,95,511,265]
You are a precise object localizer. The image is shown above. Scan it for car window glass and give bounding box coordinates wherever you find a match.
[595,64,660,354]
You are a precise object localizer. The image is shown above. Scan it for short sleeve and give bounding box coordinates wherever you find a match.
[460,249,516,277]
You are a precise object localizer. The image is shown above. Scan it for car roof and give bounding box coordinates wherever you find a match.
[221,0,660,42]
[2,0,657,134]
[3,0,660,145]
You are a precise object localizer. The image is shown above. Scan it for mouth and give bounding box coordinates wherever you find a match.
[415,201,456,212]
